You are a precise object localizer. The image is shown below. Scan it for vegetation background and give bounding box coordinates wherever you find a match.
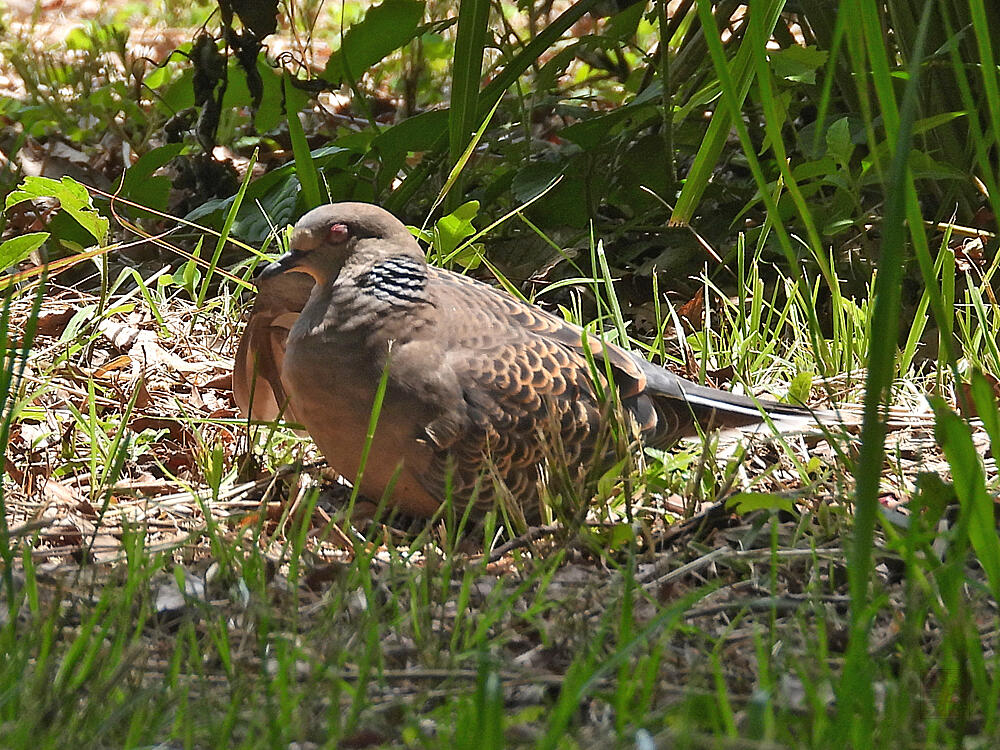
[1,0,999,747]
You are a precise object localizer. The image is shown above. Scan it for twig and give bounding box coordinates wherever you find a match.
[486,524,560,563]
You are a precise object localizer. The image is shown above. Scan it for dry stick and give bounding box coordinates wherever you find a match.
[642,545,729,587]
[486,524,560,563]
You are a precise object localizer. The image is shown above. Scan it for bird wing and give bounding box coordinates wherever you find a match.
[232,272,313,423]
[422,267,830,447]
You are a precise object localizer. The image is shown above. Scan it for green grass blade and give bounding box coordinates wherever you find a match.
[195,149,257,309]
[0,279,43,606]
[432,97,501,219]
[448,0,490,197]
[671,0,784,225]
[930,395,1000,600]
[837,0,934,743]
[286,72,323,209]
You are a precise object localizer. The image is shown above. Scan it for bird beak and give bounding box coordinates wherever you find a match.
[258,249,310,280]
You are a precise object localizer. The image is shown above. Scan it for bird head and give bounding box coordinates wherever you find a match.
[259,202,419,285]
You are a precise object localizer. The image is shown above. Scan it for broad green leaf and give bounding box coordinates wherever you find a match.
[435,201,479,256]
[561,101,658,149]
[511,162,563,203]
[373,109,450,158]
[930,396,1000,600]
[0,233,49,269]
[6,176,108,243]
[7,176,89,212]
[603,0,645,40]
[184,146,350,242]
[323,0,425,83]
[969,371,1000,471]
[726,492,796,514]
[256,61,310,133]
[859,150,966,185]
[769,45,828,83]
[512,157,590,228]
[586,523,635,552]
[912,472,953,532]
[372,109,450,193]
[790,156,838,181]
[826,117,854,167]
[120,143,184,213]
[535,43,581,95]
[785,371,814,406]
[158,56,309,133]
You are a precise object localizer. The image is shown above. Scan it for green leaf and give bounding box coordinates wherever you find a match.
[323,0,425,83]
[120,143,184,214]
[769,45,828,84]
[826,117,854,167]
[159,65,195,113]
[64,26,96,51]
[512,155,591,228]
[904,150,967,180]
[435,201,479,257]
[287,73,322,209]
[0,232,49,269]
[372,109,450,157]
[930,396,1000,600]
[726,492,796,514]
[159,54,310,134]
[371,110,445,194]
[449,0,490,163]
[912,472,953,532]
[790,156,838,181]
[237,177,301,243]
[181,257,201,295]
[785,371,814,406]
[969,371,1000,474]
[512,162,564,204]
[587,522,635,552]
[561,101,658,149]
[535,43,581,95]
[184,146,351,242]
[603,0,645,40]
[6,176,108,243]
[251,60,309,133]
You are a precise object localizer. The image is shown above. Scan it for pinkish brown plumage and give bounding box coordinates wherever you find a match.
[234,202,831,518]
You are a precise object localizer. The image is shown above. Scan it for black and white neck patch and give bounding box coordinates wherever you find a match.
[355,256,429,305]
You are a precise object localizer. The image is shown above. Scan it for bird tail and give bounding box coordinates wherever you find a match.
[675,379,837,434]
[636,358,844,440]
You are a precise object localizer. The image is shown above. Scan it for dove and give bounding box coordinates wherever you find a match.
[234,203,831,518]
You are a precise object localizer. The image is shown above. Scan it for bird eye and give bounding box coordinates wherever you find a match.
[328,222,350,242]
